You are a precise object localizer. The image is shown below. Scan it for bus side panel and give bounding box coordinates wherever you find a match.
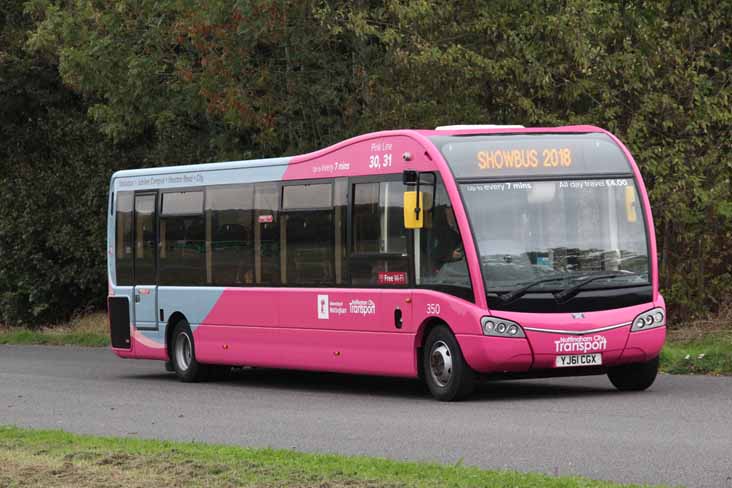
[194,287,416,376]
[276,288,411,334]
[411,290,486,336]
[130,326,167,360]
[156,286,228,361]
[194,325,417,377]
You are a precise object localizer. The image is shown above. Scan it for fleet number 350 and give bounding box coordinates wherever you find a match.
[426,303,441,314]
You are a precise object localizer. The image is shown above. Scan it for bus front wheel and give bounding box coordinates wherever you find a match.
[423,326,475,401]
[171,320,209,382]
[607,356,659,391]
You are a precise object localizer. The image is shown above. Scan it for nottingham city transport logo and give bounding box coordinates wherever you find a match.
[554,335,608,353]
[317,295,375,319]
[349,299,376,316]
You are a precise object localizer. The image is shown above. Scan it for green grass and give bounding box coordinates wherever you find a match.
[660,328,732,375]
[0,328,109,347]
[0,425,659,488]
[0,313,109,347]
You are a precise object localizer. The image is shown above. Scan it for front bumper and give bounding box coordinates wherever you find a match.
[457,325,666,375]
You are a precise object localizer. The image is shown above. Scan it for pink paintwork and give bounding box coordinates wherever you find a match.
[110,125,666,380]
[113,326,168,360]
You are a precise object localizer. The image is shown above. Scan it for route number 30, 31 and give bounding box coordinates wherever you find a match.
[426,303,441,315]
[368,153,393,169]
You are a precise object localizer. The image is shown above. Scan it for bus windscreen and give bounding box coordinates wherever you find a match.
[460,178,650,294]
[433,133,632,179]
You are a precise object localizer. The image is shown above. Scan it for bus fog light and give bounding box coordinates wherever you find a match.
[631,307,666,332]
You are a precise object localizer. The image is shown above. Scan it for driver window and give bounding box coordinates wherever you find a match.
[420,178,473,301]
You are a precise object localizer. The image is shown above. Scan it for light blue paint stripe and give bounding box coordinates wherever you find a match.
[138,328,166,344]
[157,287,226,334]
[112,157,290,192]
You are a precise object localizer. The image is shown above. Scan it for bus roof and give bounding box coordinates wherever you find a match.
[110,125,613,190]
[413,124,605,137]
[111,156,290,180]
[112,125,607,177]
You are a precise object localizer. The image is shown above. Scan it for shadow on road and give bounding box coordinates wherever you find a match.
[121,365,617,402]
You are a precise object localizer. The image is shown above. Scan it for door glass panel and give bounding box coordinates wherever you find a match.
[116,192,134,285]
[351,180,410,286]
[134,194,157,284]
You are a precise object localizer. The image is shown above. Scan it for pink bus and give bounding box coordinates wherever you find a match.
[107,125,666,401]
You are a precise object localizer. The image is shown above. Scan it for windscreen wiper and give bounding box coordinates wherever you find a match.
[497,275,570,304]
[553,271,638,303]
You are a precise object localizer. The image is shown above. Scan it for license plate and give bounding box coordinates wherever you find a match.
[555,353,602,368]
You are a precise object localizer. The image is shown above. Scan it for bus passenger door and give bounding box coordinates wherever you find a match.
[133,193,158,329]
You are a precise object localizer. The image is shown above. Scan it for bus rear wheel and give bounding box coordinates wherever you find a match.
[171,320,209,382]
[607,356,659,391]
[423,326,475,401]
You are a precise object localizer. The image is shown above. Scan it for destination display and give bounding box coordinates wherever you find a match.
[432,133,632,179]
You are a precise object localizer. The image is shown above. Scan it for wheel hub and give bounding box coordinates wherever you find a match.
[175,332,192,371]
[429,341,453,387]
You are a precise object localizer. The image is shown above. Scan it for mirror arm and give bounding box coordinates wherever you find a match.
[414,172,421,220]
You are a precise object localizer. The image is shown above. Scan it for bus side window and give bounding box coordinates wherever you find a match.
[420,178,473,301]
[282,182,334,285]
[206,184,255,285]
[159,191,205,286]
[115,192,134,285]
[351,180,410,287]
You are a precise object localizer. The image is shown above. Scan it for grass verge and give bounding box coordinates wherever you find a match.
[0,425,657,488]
[0,313,109,347]
[660,325,732,376]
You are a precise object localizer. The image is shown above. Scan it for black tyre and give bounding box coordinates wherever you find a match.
[171,320,209,382]
[607,356,659,391]
[422,326,475,401]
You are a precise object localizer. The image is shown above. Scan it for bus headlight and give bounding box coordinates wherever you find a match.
[481,316,525,338]
[631,307,665,332]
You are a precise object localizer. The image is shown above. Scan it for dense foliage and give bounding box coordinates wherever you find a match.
[1,0,730,325]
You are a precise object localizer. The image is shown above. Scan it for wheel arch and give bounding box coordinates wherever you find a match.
[414,317,452,379]
[165,311,188,359]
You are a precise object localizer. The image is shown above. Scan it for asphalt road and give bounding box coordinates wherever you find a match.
[1,345,730,487]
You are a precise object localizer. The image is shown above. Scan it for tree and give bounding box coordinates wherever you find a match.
[0,0,728,325]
